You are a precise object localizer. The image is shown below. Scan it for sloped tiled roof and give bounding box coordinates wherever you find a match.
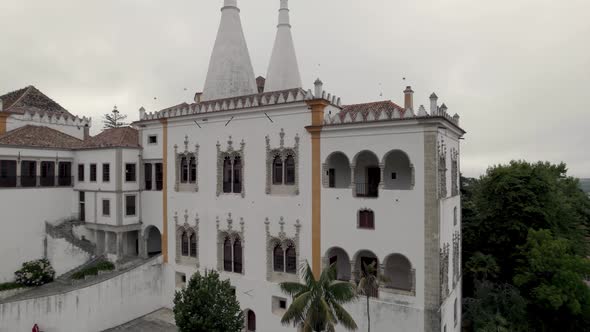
[340,100,405,121]
[0,86,72,117]
[79,127,140,149]
[0,125,83,149]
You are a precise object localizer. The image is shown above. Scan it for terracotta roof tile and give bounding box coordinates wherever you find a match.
[340,100,405,121]
[80,127,140,149]
[0,86,72,117]
[0,125,83,149]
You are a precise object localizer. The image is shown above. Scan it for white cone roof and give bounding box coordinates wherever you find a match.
[264,0,302,93]
[201,0,257,101]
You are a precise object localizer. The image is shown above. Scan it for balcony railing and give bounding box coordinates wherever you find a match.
[0,176,74,188]
[355,183,379,198]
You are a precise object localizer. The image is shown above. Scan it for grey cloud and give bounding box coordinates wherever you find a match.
[1,0,589,177]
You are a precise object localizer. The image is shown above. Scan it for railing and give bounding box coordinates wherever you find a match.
[355,183,379,198]
[0,176,74,188]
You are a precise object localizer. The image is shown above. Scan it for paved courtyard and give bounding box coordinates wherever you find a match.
[103,308,177,332]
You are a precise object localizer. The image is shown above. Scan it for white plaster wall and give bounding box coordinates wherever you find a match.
[141,191,163,230]
[6,117,86,140]
[140,127,163,160]
[46,235,91,276]
[0,147,75,161]
[321,124,426,311]
[0,188,75,282]
[0,256,165,332]
[75,150,117,192]
[159,103,313,332]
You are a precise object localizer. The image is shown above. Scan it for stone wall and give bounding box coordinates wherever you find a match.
[0,256,165,332]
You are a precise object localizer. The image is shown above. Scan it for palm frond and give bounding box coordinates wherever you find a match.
[280,282,308,297]
[332,301,359,330]
[281,291,312,325]
[328,281,357,303]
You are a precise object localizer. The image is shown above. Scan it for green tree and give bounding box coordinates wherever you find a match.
[357,262,387,332]
[173,270,244,332]
[102,106,128,129]
[514,229,590,331]
[280,262,358,332]
[461,161,590,331]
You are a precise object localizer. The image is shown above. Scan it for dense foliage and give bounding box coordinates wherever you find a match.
[462,161,590,331]
[14,258,55,287]
[0,282,24,292]
[71,260,115,280]
[280,262,357,332]
[173,270,244,332]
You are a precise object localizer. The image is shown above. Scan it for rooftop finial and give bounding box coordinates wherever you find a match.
[264,0,302,92]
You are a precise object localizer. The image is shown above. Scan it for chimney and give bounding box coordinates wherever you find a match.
[194,92,203,103]
[404,86,414,110]
[429,93,438,115]
[83,124,90,140]
[139,107,146,120]
[314,78,323,99]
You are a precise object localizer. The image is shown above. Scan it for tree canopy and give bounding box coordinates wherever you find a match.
[102,106,128,129]
[462,161,590,331]
[173,270,244,332]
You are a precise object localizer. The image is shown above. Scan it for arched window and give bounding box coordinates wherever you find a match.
[233,157,242,193]
[285,155,295,185]
[273,156,283,184]
[233,237,243,273]
[286,246,297,274]
[223,157,232,193]
[273,244,284,272]
[180,157,188,183]
[384,254,412,291]
[189,156,197,183]
[247,310,256,331]
[358,210,375,229]
[223,237,232,271]
[189,233,197,258]
[181,232,189,256]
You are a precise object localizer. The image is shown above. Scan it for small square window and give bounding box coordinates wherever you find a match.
[272,296,288,315]
[148,135,158,144]
[391,172,397,180]
[181,275,187,283]
[279,300,287,309]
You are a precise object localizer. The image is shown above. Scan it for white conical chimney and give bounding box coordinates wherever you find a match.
[264,0,302,93]
[201,0,257,101]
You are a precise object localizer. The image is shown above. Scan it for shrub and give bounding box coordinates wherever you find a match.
[174,270,244,332]
[0,282,23,292]
[14,259,55,287]
[71,260,115,280]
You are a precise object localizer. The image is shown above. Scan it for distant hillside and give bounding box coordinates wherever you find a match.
[579,179,590,193]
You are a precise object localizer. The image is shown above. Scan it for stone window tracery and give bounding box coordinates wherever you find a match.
[217,137,245,197]
[438,140,448,199]
[174,135,199,192]
[175,210,199,267]
[451,148,459,196]
[265,129,300,195]
[453,231,461,287]
[440,243,450,300]
[265,217,301,282]
[216,213,245,275]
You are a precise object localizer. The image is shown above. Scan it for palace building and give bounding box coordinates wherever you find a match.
[0,1,464,331]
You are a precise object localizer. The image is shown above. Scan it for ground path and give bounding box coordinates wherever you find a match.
[102,308,177,332]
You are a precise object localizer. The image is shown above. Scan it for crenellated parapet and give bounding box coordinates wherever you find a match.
[11,109,92,128]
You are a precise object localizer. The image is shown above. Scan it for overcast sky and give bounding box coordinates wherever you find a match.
[1,0,589,178]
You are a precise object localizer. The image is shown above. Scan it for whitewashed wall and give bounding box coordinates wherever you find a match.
[6,117,87,140]
[0,256,165,332]
[46,234,91,276]
[0,188,75,282]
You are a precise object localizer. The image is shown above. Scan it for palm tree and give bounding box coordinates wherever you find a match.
[357,262,386,332]
[279,262,358,332]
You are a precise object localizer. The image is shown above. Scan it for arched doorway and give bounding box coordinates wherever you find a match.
[325,247,351,281]
[145,226,162,257]
[245,309,256,331]
[353,150,380,197]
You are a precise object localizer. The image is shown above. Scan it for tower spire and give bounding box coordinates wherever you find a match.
[201,0,257,101]
[264,0,302,93]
